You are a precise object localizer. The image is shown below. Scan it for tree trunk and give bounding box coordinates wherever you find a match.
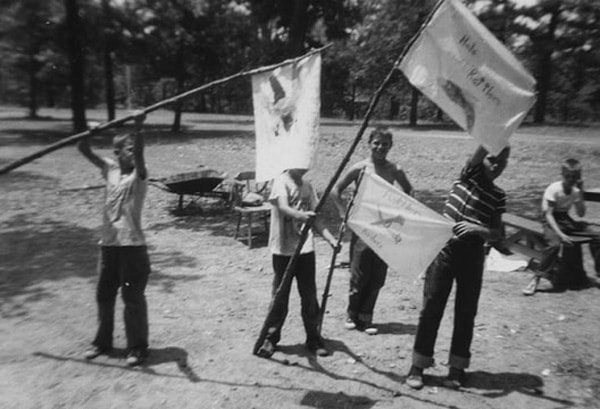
[533,5,560,124]
[46,81,55,107]
[102,0,116,121]
[65,0,87,132]
[389,96,399,120]
[289,0,309,56]
[28,52,38,118]
[349,82,356,120]
[409,86,419,126]
[171,42,185,133]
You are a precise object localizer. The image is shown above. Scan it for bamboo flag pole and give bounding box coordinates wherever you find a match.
[0,45,331,176]
[252,0,446,355]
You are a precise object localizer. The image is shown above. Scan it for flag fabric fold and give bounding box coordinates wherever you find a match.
[398,0,536,155]
[252,52,321,181]
[347,172,454,280]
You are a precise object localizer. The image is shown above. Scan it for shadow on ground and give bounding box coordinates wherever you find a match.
[0,213,205,316]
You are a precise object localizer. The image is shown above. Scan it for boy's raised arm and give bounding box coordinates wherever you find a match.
[468,145,489,167]
[131,110,147,180]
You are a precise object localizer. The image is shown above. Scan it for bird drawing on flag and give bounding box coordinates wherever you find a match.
[438,78,476,133]
[267,63,300,137]
[371,206,405,244]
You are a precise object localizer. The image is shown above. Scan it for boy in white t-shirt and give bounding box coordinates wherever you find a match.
[255,168,338,358]
[523,159,600,295]
[78,111,152,366]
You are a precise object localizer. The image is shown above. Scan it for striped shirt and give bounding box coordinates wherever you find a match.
[443,162,506,228]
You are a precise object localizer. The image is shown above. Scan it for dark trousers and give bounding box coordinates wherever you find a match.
[412,238,485,370]
[348,235,387,324]
[538,213,600,286]
[93,246,150,351]
[264,252,321,347]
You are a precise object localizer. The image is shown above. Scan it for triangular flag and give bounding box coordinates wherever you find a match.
[252,52,321,181]
[398,0,536,155]
[347,172,454,279]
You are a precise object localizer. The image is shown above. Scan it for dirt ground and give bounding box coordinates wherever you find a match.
[1,107,600,409]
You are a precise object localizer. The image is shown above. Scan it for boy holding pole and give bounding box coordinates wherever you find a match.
[255,168,339,358]
[79,111,151,366]
[331,127,412,335]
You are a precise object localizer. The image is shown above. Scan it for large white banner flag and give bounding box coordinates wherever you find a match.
[252,52,321,181]
[347,172,454,279]
[398,0,536,155]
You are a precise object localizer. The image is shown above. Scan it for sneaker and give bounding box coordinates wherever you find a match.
[314,346,330,357]
[522,276,539,296]
[443,367,466,389]
[306,340,330,357]
[84,345,111,360]
[406,365,424,390]
[344,317,357,330]
[126,348,147,366]
[255,339,275,359]
[355,320,378,335]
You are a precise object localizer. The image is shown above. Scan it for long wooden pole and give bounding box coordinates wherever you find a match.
[0,46,330,176]
[252,0,446,355]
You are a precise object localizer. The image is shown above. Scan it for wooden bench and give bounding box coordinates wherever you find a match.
[502,213,592,264]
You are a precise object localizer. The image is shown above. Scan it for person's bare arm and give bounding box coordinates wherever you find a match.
[453,214,503,242]
[274,195,314,222]
[131,110,147,180]
[330,165,362,218]
[394,167,413,196]
[574,180,586,218]
[313,217,339,251]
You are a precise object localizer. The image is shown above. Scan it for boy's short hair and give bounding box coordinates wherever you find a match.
[562,158,581,173]
[368,127,393,143]
[113,133,134,150]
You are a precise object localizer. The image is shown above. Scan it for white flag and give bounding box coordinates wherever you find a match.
[347,172,454,279]
[398,0,536,155]
[252,52,321,181]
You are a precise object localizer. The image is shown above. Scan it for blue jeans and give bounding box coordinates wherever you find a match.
[412,238,485,370]
[264,252,322,347]
[93,246,150,351]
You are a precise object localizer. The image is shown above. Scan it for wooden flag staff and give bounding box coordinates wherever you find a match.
[0,45,330,176]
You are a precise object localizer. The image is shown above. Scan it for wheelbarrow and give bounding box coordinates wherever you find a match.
[149,169,230,211]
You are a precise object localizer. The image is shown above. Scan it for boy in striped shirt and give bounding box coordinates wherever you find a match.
[406,145,510,390]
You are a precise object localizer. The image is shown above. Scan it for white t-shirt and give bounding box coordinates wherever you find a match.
[100,159,147,246]
[268,172,318,255]
[542,181,582,213]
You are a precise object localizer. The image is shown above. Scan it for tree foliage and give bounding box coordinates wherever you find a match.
[0,0,599,124]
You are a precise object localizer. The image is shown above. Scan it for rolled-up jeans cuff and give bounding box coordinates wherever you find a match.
[412,351,434,369]
[448,353,470,369]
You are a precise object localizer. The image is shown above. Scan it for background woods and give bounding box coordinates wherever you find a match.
[0,0,599,131]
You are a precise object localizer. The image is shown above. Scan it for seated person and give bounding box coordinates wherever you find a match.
[523,159,600,295]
